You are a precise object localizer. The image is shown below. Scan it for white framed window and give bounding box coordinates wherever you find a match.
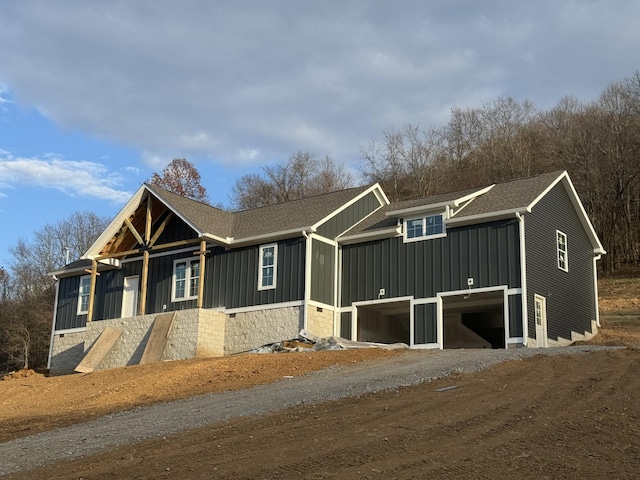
[77,275,91,315]
[557,230,568,272]
[404,213,446,243]
[258,243,277,290]
[171,258,200,302]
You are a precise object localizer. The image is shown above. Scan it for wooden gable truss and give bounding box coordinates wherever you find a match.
[85,190,207,322]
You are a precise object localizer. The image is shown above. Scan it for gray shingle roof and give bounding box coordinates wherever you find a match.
[147,183,372,240]
[342,171,564,237]
[455,170,563,218]
[145,184,235,238]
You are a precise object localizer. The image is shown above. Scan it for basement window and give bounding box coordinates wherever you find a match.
[557,230,568,272]
[404,214,446,243]
[171,258,200,302]
[77,275,91,315]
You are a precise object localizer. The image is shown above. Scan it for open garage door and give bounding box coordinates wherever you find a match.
[442,291,505,349]
[356,300,410,344]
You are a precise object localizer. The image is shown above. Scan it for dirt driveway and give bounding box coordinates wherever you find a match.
[1,309,639,479]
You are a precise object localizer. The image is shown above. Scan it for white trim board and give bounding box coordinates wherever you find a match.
[223,300,304,315]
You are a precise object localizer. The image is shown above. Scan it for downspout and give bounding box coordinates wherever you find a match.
[47,276,61,370]
[333,240,340,336]
[516,212,528,347]
[302,230,311,330]
[593,254,602,328]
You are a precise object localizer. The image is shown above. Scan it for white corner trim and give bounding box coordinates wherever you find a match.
[516,212,528,343]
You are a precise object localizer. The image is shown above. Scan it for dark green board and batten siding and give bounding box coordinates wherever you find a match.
[341,219,521,306]
[316,191,381,239]
[202,237,305,310]
[54,237,306,331]
[525,182,597,341]
[310,239,335,305]
[414,303,437,344]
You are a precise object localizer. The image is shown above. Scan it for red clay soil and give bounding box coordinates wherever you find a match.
[2,281,639,479]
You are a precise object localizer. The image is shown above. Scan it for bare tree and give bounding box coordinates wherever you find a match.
[362,124,446,202]
[149,158,209,203]
[230,151,354,210]
[0,212,110,371]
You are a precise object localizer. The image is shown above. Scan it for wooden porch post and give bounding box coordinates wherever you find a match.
[87,258,98,322]
[197,239,206,308]
[139,195,152,315]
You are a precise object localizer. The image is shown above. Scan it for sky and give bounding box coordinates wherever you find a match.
[1,0,639,267]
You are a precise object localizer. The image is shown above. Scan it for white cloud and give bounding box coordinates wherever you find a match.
[0,1,639,167]
[0,156,132,203]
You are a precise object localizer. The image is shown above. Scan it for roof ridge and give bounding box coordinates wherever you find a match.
[232,184,370,213]
[144,182,230,214]
[388,170,564,206]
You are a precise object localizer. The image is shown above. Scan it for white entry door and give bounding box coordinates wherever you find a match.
[121,276,139,318]
[534,294,548,348]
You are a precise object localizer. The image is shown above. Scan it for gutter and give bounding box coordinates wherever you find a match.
[204,226,317,247]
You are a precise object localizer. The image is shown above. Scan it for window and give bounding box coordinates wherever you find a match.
[258,244,277,290]
[77,275,91,315]
[557,230,568,272]
[404,214,445,242]
[172,258,200,302]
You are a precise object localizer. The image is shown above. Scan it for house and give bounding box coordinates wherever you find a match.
[48,170,605,374]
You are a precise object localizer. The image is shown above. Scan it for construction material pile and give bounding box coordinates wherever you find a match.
[252,329,408,353]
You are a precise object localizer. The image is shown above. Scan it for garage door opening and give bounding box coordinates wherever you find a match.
[442,291,505,349]
[356,300,410,344]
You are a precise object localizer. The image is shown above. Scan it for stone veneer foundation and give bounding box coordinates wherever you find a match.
[49,305,304,375]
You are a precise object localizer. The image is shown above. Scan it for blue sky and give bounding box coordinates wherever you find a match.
[1,0,639,267]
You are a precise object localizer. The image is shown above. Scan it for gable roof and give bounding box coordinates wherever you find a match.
[83,183,384,260]
[340,171,604,254]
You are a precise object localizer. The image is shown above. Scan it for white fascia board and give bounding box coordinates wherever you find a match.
[83,184,207,260]
[385,185,493,217]
[48,264,90,277]
[446,208,528,226]
[338,227,401,245]
[224,226,316,247]
[562,173,606,254]
[385,200,452,217]
[526,171,605,255]
[82,184,147,259]
[311,184,388,231]
[372,183,391,206]
[202,232,232,245]
[453,184,494,207]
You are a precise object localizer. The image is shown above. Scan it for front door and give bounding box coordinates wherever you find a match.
[534,294,548,348]
[121,276,139,318]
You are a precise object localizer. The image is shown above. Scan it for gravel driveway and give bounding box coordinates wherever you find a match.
[0,345,617,475]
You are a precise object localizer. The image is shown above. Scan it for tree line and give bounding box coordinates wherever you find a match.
[2,73,639,372]
[231,72,640,276]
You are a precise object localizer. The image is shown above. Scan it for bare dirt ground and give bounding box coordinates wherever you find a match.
[2,276,639,479]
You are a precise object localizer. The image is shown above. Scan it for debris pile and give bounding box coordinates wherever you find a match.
[252,329,409,354]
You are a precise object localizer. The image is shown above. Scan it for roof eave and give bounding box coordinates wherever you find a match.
[217,226,316,247]
[385,185,495,217]
[446,208,529,226]
[338,227,402,245]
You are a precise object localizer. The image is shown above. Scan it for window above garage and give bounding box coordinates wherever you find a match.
[403,213,446,243]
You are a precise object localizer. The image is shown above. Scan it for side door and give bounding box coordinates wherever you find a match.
[534,294,548,348]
